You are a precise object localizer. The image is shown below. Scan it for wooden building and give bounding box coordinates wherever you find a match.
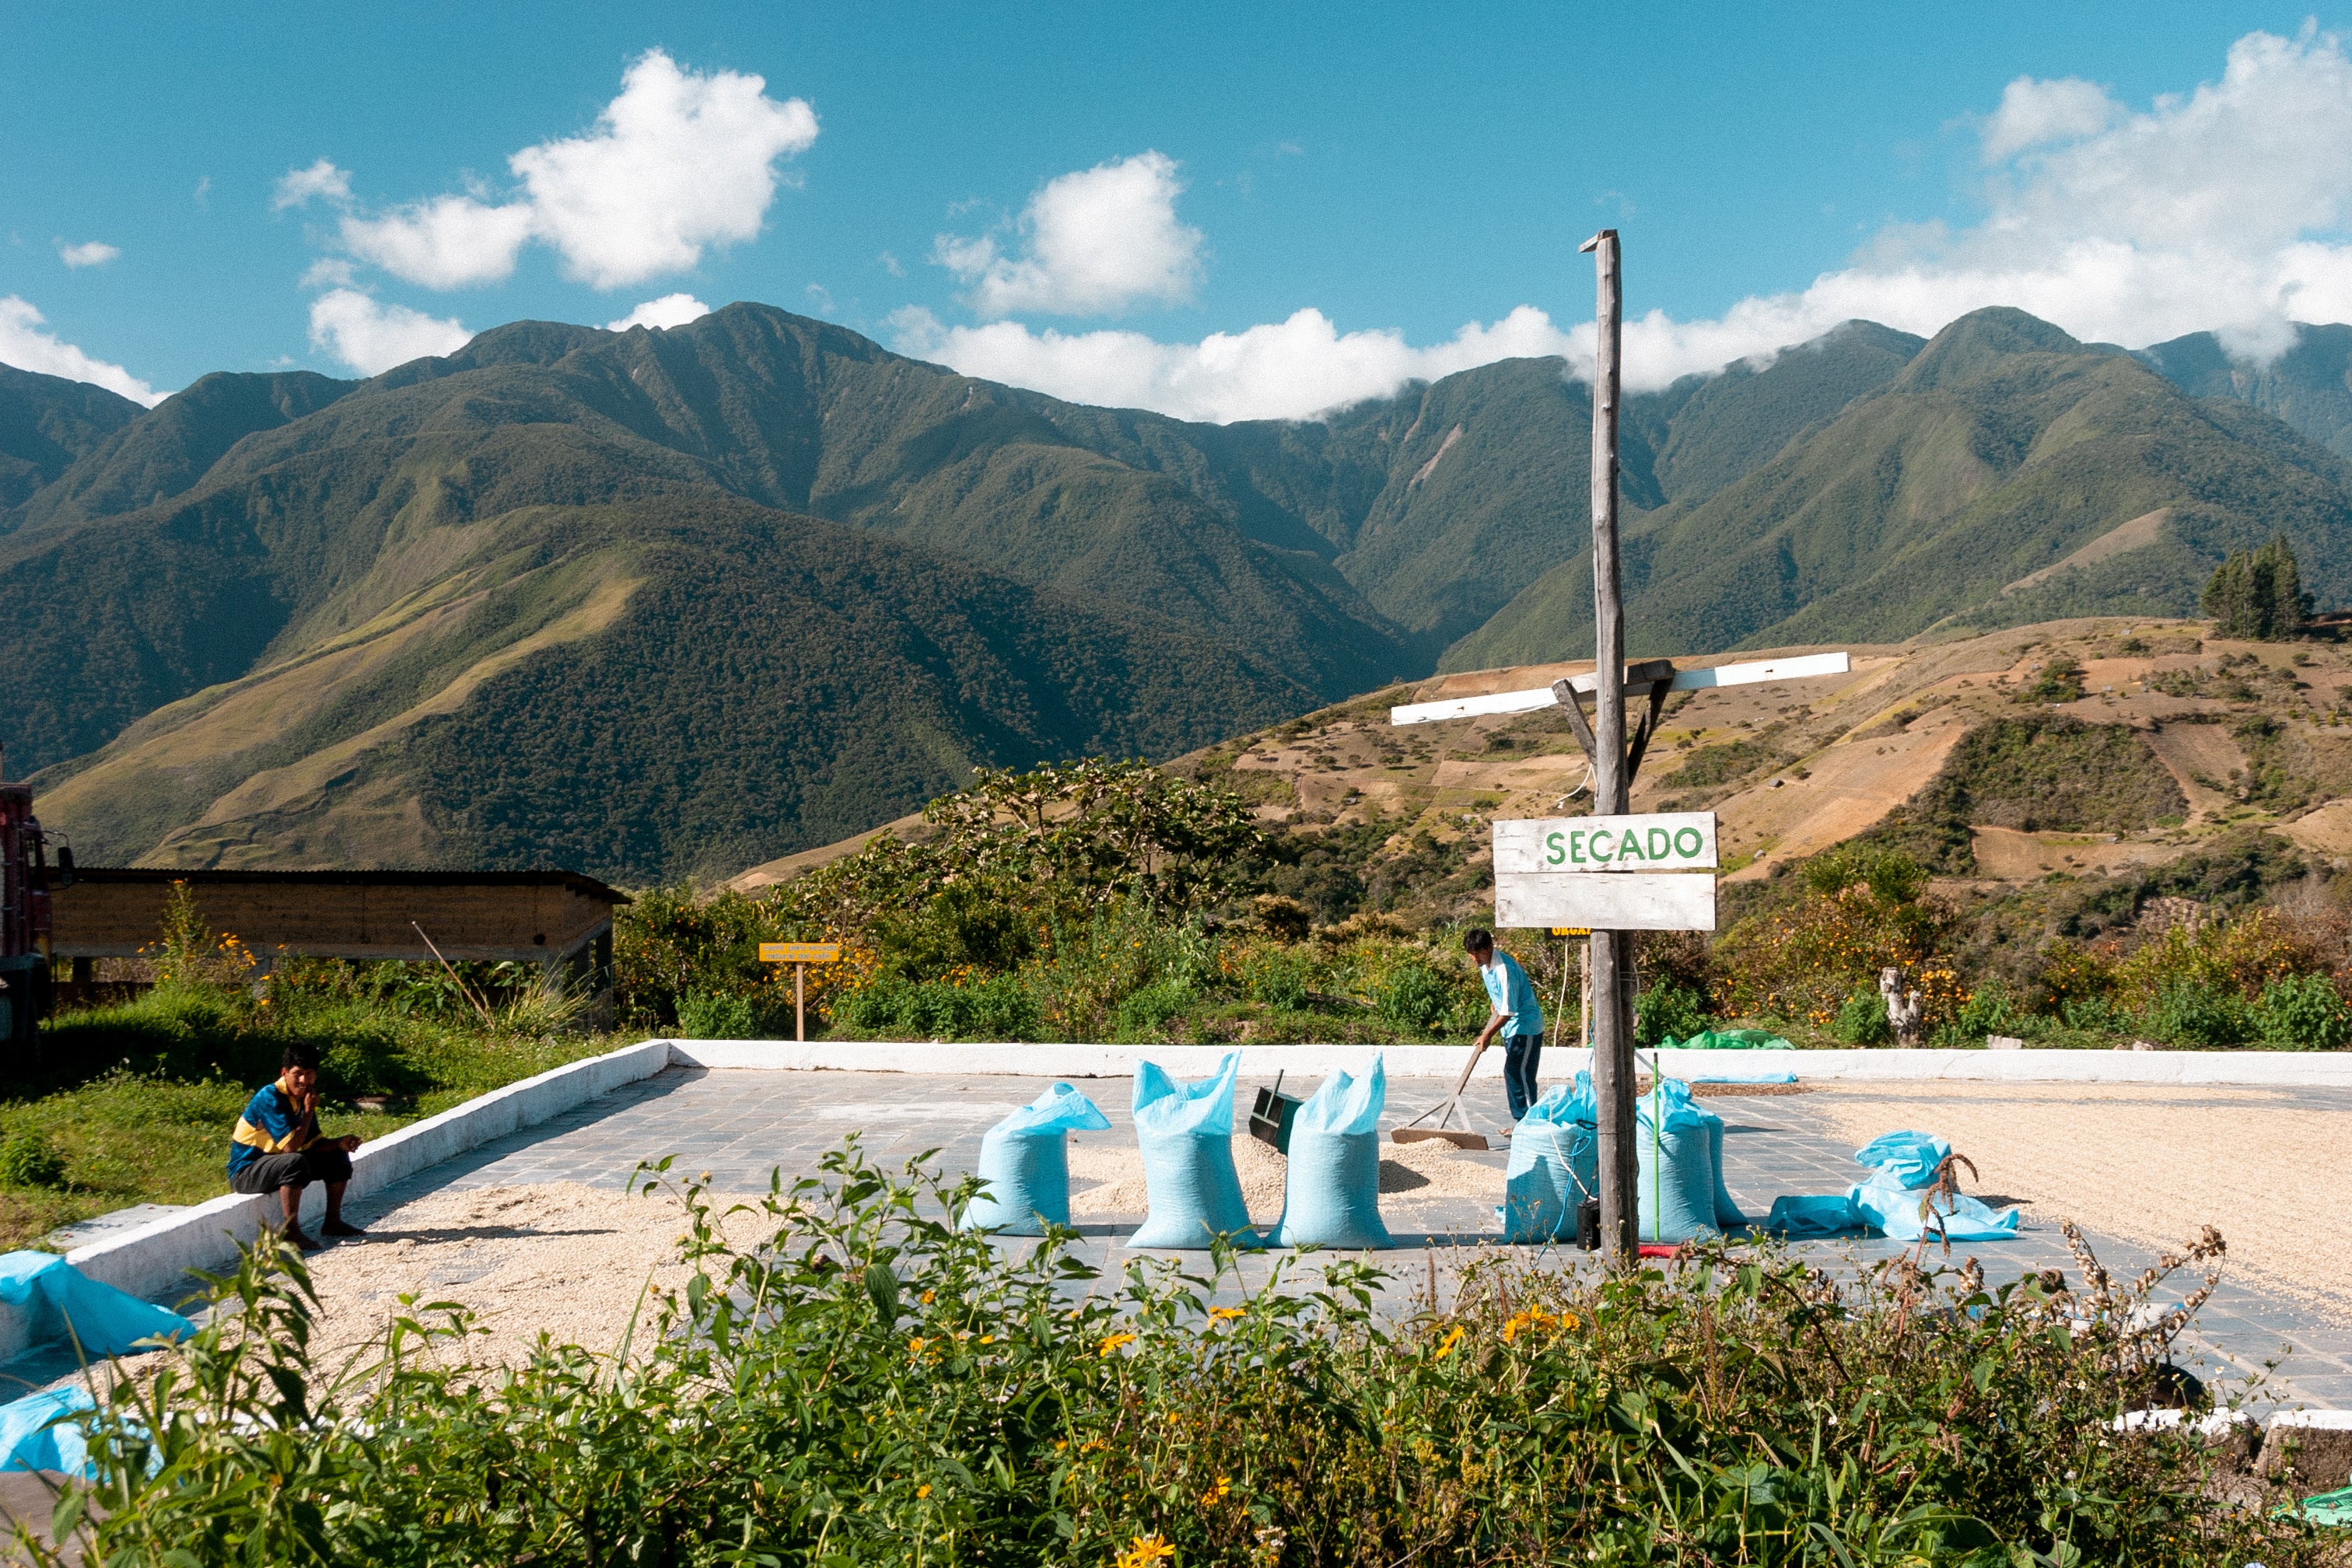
[50,868,628,979]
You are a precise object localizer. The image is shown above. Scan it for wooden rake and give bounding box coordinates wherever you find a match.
[1390,1039,1490,1150]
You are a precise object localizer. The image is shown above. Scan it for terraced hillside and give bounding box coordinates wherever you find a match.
[738,616,2352,926]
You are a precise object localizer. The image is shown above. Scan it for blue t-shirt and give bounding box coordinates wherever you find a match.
[1480,951,1545,1038]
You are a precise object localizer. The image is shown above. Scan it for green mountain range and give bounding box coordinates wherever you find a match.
[9,301,2352,881]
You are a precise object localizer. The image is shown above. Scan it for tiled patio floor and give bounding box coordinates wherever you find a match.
[345,1066,2352,1412]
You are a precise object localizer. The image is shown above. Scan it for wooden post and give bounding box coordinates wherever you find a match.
[1580,938,1592,1048]
[759,942,839,1043]
[1578,226,1640,1266]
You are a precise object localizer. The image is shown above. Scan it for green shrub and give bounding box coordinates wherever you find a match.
[1372,961,1452,1032]
[1242,948,1311,1011]
[0,1131,67,1189]
[675,991,760,1040]
[1832,985,1894,1046]
[2139,976,2250,1048]
[1946,979,2023,1042]
[62,1150,2319,1566]
[1633,978,1710,1045]
[837,975,1041,1041]
[2252,971,2352,1049]
[1113,978,1193,1040]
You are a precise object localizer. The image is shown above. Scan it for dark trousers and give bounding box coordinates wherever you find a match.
[230,1145,352,1196]
[1503,1033,1542,1121]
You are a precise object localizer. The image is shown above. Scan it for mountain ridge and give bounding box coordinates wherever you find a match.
[16,300,2352,881]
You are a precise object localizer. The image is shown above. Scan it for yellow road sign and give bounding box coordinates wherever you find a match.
[1549,927,1591,937]
[758,942,841,963]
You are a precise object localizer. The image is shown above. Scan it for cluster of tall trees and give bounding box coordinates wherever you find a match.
[2201,536,2311,640]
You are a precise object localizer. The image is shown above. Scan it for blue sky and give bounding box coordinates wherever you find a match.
[5,4,2350,419]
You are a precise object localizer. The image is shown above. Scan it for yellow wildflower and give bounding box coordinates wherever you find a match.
[1114,1534,1177,1568]
[1208,1307,1245,1322]
[1435,1325,1466,1360]
[1097,1331,1139,1358]
[1202,1473,1232,1506]
[916,1484,932,1499]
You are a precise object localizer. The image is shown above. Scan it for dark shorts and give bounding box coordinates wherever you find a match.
[229,1146,352,1195]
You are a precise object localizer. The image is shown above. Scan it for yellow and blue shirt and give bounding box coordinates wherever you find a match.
[228,1075,318,1177]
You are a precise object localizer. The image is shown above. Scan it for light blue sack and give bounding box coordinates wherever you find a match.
[1850,1176,2021,1241]
[1129,1054,1262,1249]
[1634,1080,1743,1244]
[0,1252,193,1357]
[1853,1130,1951,1189]
[962,1082,1112,1234]
[0,1385,93,1476]
[1274,1059,1391,1250]
[1501,1074,1598,1243]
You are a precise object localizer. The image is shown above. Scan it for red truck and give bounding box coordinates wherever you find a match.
[0,756,63,1049]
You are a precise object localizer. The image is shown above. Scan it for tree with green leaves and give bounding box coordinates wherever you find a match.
[2202,535,2310,639]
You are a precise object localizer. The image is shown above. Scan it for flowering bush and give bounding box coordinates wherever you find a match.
[54,1146,2330,1566]
[1717,849,1966,1034]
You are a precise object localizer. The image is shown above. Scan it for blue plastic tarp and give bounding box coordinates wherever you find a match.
[1762,1131,2021,1241]
[1273,1059,1391,1250]
[1853,1130,1951,1189]
[1129,1053,1261,1249]
[0,1385,93,1476]
[0,1251,193,1358]
[962,1082,1111,1234]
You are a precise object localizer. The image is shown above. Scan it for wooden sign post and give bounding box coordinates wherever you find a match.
[1578,226,1643,1267]
[758,941,840,1042]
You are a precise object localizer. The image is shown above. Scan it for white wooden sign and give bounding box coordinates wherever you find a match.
[1496,874,1717,931]
[1493,813,1717,873]
[1390,651,1849,726]
[1492,812,1719,931]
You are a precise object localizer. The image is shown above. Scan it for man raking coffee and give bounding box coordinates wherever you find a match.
[1465,928,1546,1122]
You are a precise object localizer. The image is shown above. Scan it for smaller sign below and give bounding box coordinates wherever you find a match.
[1494,813,1717,873]
[1549,926,1591,937]
[1497,873,1717,932]
[758,941,842,964]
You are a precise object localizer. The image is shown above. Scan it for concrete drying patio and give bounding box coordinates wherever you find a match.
[303,1063,2352,1414]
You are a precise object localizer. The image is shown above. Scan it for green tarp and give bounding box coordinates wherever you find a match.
[1661,1029,1794,1050]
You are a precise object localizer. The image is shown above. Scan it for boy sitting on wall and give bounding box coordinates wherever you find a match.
[227,1043,364,1251]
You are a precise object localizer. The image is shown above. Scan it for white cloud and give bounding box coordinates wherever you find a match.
[511,50,817,289]
[55,240,119,269]
[341,194,535,289]
[0,296,164,404]
[606,292,709,331]
[889,304,1570,424]
[327,50,817,294]
[894,27,2352,422]
[1978,76,2117,163]
[301,257,355,289]
[306,289,470,374]
[274,157,352,211]
[936,151,1203,317]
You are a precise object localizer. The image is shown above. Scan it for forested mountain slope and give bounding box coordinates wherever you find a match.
[1450,309,2352,670]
